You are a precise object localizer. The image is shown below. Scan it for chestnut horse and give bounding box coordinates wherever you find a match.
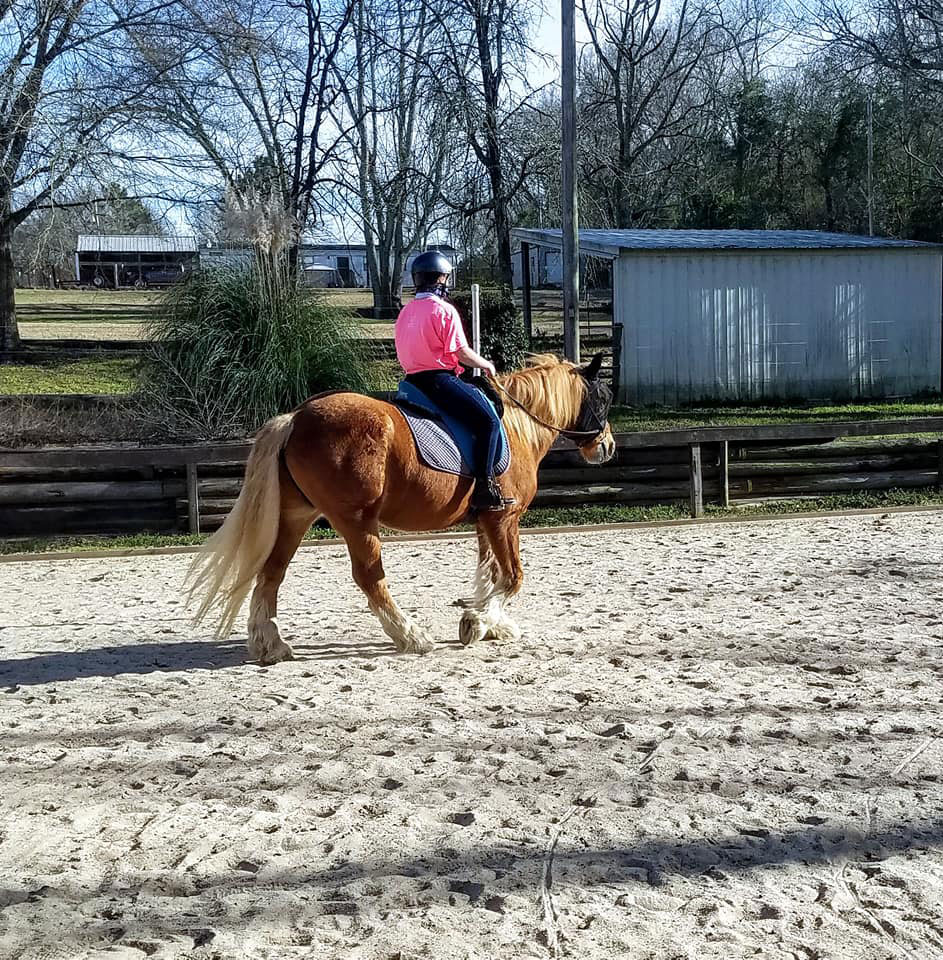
[188,354,615,663]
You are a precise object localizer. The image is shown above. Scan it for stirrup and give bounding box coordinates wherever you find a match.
[471,477,516,513]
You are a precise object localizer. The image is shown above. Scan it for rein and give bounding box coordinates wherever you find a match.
[489,376,607,443]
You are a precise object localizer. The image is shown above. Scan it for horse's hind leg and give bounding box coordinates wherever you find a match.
[335,520,434,654]
[248,463,318,665]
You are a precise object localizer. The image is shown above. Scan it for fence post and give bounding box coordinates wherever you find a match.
[937,438,943,491]
[611,322,623,401]
[689,443,704,518]
[186,462,200,534]
[471,282,481,377]
[520,242,533,344]
[719,440,730,508]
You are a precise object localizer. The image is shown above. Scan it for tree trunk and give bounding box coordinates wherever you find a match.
[492,193,514,288]
[372,283,398,316]
[0,217,20,356]
[372,248,398,319]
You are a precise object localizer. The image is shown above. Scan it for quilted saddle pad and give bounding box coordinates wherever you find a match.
[392,380,510,478]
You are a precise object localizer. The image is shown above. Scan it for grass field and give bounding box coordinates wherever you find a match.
[13,287,390,340]
[3,489,943,556]
[15,288,160,321]
[3,353,942,430]
[608,396,943,431]
[0,357,138,394]
[7,288,943,428]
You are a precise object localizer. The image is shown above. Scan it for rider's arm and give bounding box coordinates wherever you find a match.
[456,345,496,378]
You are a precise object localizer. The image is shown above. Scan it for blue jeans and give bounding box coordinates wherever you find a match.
[405,370,501,479]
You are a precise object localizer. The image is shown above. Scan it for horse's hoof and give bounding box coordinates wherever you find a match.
[259,641,295,665]
[401,628,435,655]
[459,611,488,646]
[485,618,521,643]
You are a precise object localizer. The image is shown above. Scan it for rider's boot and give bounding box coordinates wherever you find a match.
[471,475,516,513]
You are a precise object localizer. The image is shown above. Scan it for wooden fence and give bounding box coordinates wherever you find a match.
[2,419,943,539]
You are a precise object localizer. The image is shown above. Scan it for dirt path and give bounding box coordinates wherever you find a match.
[1,514,942,959]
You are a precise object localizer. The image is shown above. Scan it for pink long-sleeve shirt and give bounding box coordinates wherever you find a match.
[395,293,469,375]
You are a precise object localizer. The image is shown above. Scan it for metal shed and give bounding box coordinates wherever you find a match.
[512,228,943,404]
[75,234,199,288]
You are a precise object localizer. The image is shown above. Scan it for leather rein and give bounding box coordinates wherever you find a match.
[489,376,609,443]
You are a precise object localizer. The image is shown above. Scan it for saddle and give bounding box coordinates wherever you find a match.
[392,377,510,478]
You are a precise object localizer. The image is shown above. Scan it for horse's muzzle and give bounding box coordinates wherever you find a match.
[579,426,616,464]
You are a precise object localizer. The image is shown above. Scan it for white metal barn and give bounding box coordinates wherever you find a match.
[512,228,943,404]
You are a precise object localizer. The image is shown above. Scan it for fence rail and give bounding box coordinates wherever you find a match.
[2,420,943,539]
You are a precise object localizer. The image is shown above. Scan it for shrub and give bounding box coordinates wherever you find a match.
[140,257,370,436]
[450,287,527,372]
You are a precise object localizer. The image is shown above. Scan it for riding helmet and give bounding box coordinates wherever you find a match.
[411,250,453,291]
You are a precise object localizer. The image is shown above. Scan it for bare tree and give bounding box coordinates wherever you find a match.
[15,185,163,287]
[134,0,357,245]
[425,0,547,287]
[807,0,943,83]
[578,0,727,226]
[330,0,454,314]
[1,0,176,354]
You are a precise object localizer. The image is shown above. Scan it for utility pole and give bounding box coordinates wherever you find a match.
[561,0,580,362]
[866,92,874,236]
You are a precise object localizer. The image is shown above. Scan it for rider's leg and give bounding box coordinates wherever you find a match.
[420,373,512,510]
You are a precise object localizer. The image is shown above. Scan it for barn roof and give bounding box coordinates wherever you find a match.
[77,234,199,254]
[512,228,943,259]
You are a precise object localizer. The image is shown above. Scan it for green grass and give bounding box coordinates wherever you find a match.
[6,355,941,428]
[369,360,402,390]
[0,357,137,394]
[14,287,379,325]
[0,357,394,399]
[0,525,338,557]
[522,504,690,526]
[15,289,160,324]
[608,398,943,432]
[4,488,943,557]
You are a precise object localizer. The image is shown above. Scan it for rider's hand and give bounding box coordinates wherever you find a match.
[480,360,497,378]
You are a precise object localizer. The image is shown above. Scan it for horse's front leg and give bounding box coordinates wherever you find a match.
[336,520,435,654]
[459,518,524,645]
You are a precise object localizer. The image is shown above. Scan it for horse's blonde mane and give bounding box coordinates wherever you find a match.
[497,354,586,450]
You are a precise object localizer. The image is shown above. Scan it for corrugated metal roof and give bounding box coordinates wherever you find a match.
[512,228,943,258]
[77,234,199,254]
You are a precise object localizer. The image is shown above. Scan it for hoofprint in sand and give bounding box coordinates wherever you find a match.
[1,514,942,960]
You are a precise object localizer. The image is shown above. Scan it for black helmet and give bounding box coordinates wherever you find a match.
[411,250,453,292]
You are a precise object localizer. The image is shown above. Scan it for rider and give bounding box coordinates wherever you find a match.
[395,250,515,512]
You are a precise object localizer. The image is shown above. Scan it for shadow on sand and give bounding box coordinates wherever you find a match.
[0,634,405,687]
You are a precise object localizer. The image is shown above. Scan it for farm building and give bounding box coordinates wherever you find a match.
[75,235,199,288]
[299,243,458,288]
[76,236,458,289]
[201,241,458,288]
[512,228,943,403]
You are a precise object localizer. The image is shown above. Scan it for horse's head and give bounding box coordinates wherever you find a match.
[571,352,616,464]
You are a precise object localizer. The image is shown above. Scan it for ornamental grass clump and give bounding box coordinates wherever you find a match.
[140,193,369,436]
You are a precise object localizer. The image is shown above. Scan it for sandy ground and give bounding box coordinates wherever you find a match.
[1,514,942,960]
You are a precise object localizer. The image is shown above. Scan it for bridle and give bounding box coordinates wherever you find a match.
[489,375,611,444]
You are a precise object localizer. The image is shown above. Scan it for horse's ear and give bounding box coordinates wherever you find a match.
[582,352,604,380]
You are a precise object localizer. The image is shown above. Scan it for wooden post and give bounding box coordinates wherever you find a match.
[689,443,703,518]
[186,462,200,534]
[937,438,943,490]
[471,283,481,377]
[719,440,730,507]
[561,0,580,362]
[521,241,533,343]
[611,322,623,402]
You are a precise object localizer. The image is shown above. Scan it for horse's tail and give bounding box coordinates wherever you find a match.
[187,412,297,637]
